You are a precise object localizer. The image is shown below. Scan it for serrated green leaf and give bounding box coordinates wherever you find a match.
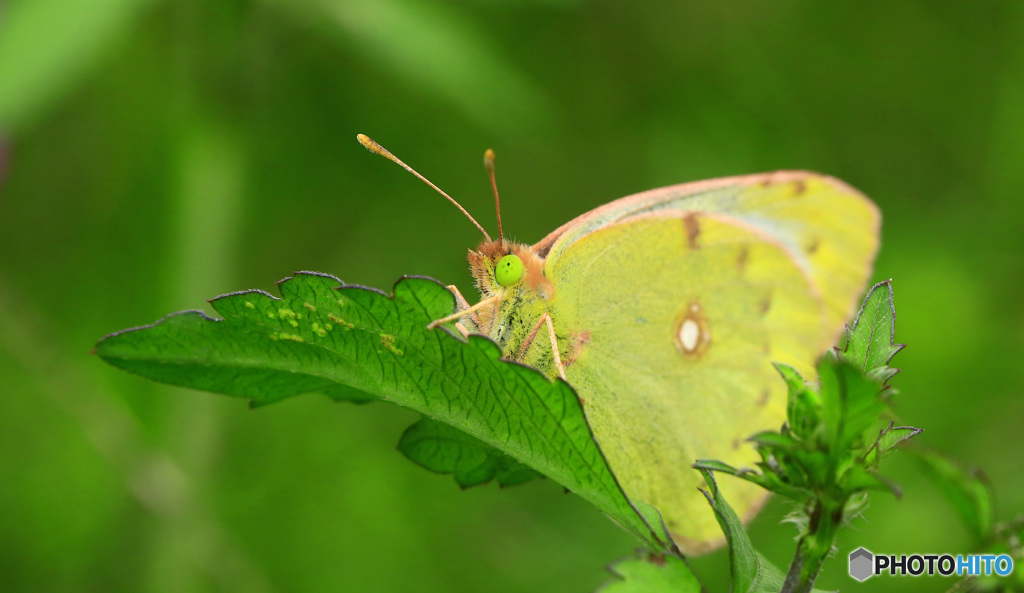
[697,469,786,593]
[95,273,662,549]
[397,417,541,488]
[598,553,700,593]
[914,449,994,546]
[840,280,905,383]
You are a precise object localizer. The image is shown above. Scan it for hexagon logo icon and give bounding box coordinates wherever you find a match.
[849,547,874,581]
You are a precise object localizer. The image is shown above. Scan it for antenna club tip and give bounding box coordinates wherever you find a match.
[357,133,381,153]
[484,149,496,169]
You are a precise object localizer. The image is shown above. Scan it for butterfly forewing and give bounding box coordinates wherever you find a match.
[537,172,879,337]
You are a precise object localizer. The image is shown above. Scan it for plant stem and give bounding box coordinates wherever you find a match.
[781,497,846,593]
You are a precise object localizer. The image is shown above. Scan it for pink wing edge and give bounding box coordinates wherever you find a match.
[532,170,878,256]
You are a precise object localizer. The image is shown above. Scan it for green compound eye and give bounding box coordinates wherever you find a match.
[495,254,525,287]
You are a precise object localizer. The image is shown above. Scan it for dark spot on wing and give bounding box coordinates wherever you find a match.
[806,238,820,254]
[793,179,807,196]
[564,330,591,366]
[757,388,771,407]
[683,213,700,249]
[736,245,749,273]
[758,292,772,315]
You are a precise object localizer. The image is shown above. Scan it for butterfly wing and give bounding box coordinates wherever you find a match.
[540,173,879,553]
[537,171,880,334]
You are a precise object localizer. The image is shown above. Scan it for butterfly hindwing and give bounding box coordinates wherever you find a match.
[546,211,829,553]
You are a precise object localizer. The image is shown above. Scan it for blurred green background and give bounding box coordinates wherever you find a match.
[2,1,1022,591]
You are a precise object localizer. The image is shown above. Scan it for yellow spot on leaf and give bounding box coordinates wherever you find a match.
[380,334,403,356]
[328,313,354,330]
[304,303,316,312]
[278,308,296,319]
[245,301,255,309]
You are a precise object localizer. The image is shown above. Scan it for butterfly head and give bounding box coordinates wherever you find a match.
[468,239,548,298]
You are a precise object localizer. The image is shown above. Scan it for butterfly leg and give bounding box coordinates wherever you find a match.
[517,313,566,381]
[428,293,499,330]
[445,284,482,330]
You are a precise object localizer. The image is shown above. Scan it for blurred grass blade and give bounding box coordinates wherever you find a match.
[915,449,994,547]
[0,0,157,132]
[94,272,664,549]
[278,0,552,138]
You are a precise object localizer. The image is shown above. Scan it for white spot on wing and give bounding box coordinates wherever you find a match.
[675,301,710,357]
[680,319,700,352]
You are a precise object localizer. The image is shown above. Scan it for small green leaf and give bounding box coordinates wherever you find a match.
[697,469,786,593]
[630,501,681,556]
[598,553,700,593]
[914,449,994,546]
[878,425,922,452]
[748,431,800,452]
[397,417,541,488]
[864,423,922,466]
[692,459,742,475]
[817,358,887,453]
[839,465,902,498]
[775,363,821,440]
[95,273,662,549]
[695,458,811,502]
[319,384,376,405]
[839,280,905,384]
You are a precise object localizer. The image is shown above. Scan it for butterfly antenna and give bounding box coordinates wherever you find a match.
[357,134,491,241]
[484,149,503,243]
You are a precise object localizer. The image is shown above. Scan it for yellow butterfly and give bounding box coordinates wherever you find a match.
[358,134,879,554]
